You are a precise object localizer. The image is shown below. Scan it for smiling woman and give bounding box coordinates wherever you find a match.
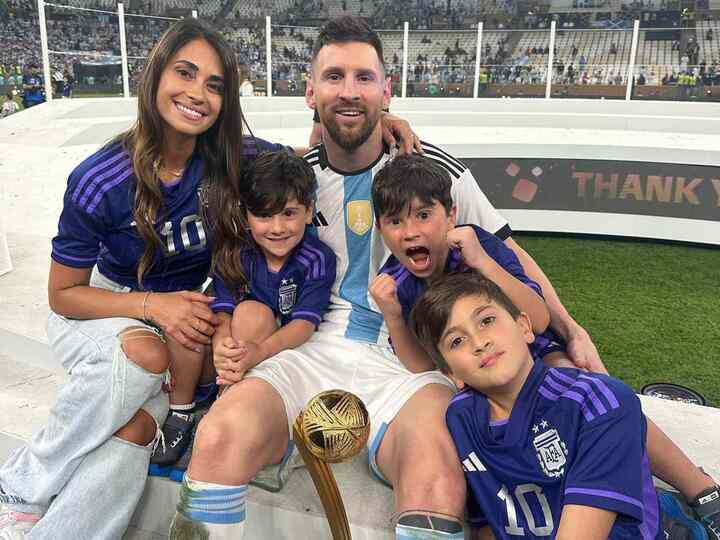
[0,18,296,540]
[155,44,225,147]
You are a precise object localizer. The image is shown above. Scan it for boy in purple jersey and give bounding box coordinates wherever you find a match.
[410,273,707,540]
[148,151,321,469]
[150,152,336,466]
[370,155,720,539]
[0,19,296,540]
[210,151,335,386]
[369,155,573,372]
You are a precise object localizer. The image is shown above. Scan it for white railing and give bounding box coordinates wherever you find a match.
[37,0,195,99]
[35,0,671,102]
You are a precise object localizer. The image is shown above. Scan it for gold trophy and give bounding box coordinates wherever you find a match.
[293,390,371,540]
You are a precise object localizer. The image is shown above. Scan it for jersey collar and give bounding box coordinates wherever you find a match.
[475,360,548,448]
[318,141,391,176]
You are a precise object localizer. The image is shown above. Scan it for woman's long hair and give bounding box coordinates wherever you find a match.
[112,18,248,288]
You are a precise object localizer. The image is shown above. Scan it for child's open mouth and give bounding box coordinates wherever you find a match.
[406,246,431,272]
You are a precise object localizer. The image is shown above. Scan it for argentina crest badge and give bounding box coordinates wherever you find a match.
[278,279,297,315]
[532,420,568,478]
[346,200,372,236]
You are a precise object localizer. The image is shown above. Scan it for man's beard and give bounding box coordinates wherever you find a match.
[322,107,379,152]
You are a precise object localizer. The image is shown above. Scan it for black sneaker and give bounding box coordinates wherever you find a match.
[150,411,195,468]
[690,486,720,540]
[169,406,210,483]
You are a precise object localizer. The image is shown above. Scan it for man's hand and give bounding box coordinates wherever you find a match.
[380,113,423,155]
[446,226,490,269]
[369,273,403,322]
[565,325,607,374]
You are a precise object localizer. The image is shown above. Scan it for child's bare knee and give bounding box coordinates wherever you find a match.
[231,300,277,339]
[233,300,275,323]
[120,326,169,374]
[115,409,157,446]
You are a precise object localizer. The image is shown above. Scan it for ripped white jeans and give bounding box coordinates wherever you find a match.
[0,268,169,540]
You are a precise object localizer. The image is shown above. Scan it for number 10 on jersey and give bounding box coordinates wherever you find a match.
[497,483,554,536]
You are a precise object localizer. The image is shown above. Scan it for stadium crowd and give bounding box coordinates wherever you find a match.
[3,0,720,104]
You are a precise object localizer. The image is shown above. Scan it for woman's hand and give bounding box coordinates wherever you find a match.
[145,291,220,352]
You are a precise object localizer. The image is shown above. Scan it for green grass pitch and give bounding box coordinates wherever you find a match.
[518,234,720,406]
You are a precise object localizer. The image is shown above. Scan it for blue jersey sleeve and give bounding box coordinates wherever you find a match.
[243,136,293,158]
[563,375,648,524]
[470,224,543,297]
[289,240,336,327]
[51,172,109,268]
[209,273,245,314]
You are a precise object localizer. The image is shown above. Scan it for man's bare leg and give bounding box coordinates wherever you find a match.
[169,378,289,539]
[376,383,466,538]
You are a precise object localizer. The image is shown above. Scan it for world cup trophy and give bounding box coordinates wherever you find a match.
[293,390,371,540]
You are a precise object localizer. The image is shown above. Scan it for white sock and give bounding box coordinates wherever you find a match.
[170,401,196,412]
[174,475,247,539]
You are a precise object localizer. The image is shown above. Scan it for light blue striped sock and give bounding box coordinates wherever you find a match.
[395,513,465,540]
[174,475,247,539]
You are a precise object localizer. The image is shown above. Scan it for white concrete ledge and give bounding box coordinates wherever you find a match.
[1,331,719,539]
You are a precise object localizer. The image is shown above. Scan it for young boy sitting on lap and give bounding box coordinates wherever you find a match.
[210,151,337,385]
[410,272,705,539]
[151,151,336,466]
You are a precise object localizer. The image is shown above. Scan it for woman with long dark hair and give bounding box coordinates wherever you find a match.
[0,18,284,539]
[0,13,422,537]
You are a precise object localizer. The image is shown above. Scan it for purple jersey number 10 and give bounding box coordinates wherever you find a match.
[158,214,207,256]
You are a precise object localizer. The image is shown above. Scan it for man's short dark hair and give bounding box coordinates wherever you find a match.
[311,16,385,72]
[241,151,317,216]
[410,272,521,372]
[372,155,453,225]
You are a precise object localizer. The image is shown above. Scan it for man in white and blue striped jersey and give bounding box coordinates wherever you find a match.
[169,16,611,540]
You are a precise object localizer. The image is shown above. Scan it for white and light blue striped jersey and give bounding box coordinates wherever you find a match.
[304,141,511,346]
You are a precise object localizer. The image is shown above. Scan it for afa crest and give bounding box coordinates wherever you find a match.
[278,279,297,315]
[346,200,372,236]
[532,422,568,478]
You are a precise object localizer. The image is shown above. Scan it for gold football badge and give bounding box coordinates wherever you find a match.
[293,390,370,539]
[346,200,373,236]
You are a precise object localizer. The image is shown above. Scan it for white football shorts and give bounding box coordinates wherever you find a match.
[246,331,455,484]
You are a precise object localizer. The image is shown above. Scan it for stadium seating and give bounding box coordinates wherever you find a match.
[228,0,293,20]
[696,20,720,62]
[3,0,720,94]
[507,27,684,85]
[636,30,680,84]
